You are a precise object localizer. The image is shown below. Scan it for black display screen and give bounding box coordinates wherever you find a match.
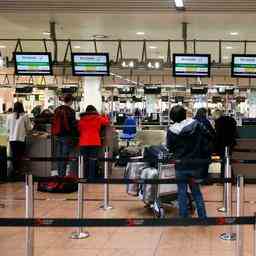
[173,54,211,77]
[14,52,53,76]
[72,53,110,76]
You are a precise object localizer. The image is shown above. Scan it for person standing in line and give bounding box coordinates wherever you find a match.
[79,105,110,179]
[6,101,31,177]
[213,109,237,178]
[52,94,78,177]
[194,108,216,139]
[167,105,211,218]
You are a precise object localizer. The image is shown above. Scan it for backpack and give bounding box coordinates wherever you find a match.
[51,106,71,136]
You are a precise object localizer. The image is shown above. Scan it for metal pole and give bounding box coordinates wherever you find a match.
[236,175,244,256]
[254,213,256,256]
[71,156,89,239]
[25,173,34,256]
[218,146,229,212]
[100,147,113,210]
[220,146,236,241]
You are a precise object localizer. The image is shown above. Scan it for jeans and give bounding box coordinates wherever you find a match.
[176,170,207,218]
[56,137,77,177]
[80,147,99,179]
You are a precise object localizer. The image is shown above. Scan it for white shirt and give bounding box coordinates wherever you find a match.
[6,113,31,142]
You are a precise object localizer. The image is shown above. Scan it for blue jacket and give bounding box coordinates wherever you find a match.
[123,116,136,135]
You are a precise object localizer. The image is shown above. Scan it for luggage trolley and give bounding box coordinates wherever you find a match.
[141,161,178,218]
[141,160,195,219]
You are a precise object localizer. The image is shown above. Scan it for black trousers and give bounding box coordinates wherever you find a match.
[80,146,99,179]
[10,141,26,174]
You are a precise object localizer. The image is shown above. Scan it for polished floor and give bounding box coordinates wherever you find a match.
[0,178,255,256]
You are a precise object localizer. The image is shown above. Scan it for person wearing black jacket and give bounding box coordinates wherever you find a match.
[167,105,211,218]
[213,109,237,177]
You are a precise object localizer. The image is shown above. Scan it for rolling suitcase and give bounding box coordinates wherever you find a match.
[140,167,158,204]
[124,161,149,196]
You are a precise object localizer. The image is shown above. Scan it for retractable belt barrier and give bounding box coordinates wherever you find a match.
[7,156,256,164]
[0,216,254,227]
[32,176,234,185]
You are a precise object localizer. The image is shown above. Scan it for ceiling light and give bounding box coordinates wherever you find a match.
[226,46,233,50]
[230,32,238,36]
[92,35,108,39]
[120,59,138,69]
[223,56,229,59]
[74,45,81,49]
[136,32,145,35]
[128,61,134,68]
[155,62,160,69]
[149,46,157,49]
[146,59,163,70]
[174,0,184,8]
[43,32,51,36]
[158,56,165,59]
[0,45,6,49]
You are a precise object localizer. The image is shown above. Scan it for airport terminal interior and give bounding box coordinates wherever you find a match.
[2,1,256,255]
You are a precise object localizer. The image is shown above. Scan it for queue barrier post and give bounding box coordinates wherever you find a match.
[220,147,236,241]
[236,175,244,256]
[25,173,34,256]
[253,213,256,256]
[100,147,113,211]
[71,156,89,239]
[218,146,229,213]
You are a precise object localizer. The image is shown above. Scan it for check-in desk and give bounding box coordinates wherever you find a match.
[232,126,256,178]
[26,133,53,177]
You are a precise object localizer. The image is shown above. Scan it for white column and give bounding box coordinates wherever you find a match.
[146,95,157,114]
[82,77,102,112]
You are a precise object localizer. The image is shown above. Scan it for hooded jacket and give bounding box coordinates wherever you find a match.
[167,118,211,177]
[79,112,110,146]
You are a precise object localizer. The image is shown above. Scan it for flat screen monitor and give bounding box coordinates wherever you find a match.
[191,87,208,95]
[232,54,256,77]
[118,87,135,94]
[71,53,109,76]
[15,86,33,93]
[173,54,211,77]
[14,52,53,76]
[144,85,161,94]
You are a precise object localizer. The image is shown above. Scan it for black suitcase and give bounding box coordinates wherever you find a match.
[0,146,7,181]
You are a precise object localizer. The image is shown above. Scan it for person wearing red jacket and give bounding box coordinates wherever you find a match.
[79,105,110,179]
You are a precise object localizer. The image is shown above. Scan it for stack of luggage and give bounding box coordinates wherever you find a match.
[124,145,180,218]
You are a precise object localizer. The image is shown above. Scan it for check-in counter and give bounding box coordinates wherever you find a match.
[26,133,53,177]
[232,126,256,178]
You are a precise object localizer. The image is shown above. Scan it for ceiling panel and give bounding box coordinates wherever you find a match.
[0,0,256,13]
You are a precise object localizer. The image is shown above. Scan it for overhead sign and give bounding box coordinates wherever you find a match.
[72,53,109,76]
[173,54,211,77]
[232,54,256,77]
[14,52,53,76]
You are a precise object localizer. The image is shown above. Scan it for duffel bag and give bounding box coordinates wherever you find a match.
[37,176,78,193]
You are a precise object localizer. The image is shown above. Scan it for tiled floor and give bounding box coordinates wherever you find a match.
[0,179,255,255]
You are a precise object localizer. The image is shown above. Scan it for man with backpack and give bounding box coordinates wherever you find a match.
[52,94,78,177]
[167,105,212,218]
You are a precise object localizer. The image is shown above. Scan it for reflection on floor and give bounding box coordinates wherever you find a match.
[0,180,255,256]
